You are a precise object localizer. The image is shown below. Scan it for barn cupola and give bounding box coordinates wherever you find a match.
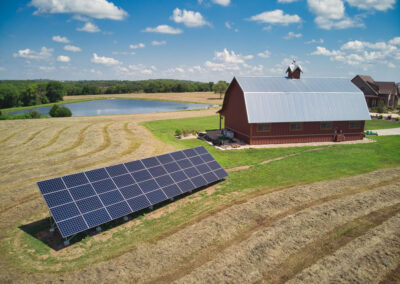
[286,59,303,79]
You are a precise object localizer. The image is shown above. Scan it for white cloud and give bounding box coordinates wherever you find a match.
[91,53,120,65]
[345,0,395,11]
[311,37,400,69]
[257,50,271,58]
[214,48,253,64]
[314,16,363,29]
[142,25,183,34]
[57,55,70,62]
[64,45,81,52]
[30,0,128,20]
[0,67,6,71]
[39,66,56,71]
[13,46,53,60]
[151,40,166,46]
[249,9,301,25]
[305,38,324,44]
[52,35,69,43]
[77,22,100,32]
[284,31,302,39]
[389,37,400,45]
[112,51,136,55]
[171,8,210,27]
[129,43,145,49]
[225,22,232,29]
[211,0,230,6]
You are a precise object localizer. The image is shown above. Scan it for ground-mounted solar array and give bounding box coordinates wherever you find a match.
[37,146,228,238]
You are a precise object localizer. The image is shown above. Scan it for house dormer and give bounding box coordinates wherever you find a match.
[286,59,302,79]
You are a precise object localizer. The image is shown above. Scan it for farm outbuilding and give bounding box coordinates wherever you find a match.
[218,67,371,145]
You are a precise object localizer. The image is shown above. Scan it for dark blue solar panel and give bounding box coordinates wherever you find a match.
[120,184,143,199]
[146,190,167,204]
[214,168,229,179]
[91,179,116,194]
[142,157,159,168]
[85,168,109,182]
[50,202,80,222]
[164,162,180,173]
[63,173,88,188]
[57,216,88,237]
[107,201,132,219]
[69,184,95,201]
[189,156,203,165]
[38,178,65,194]
[127,195,150,212]
[203,172,219,183]
[191,175,208,188]
[157,154,173,164]
[171,151,185,161]
[196,164,211,174]
[44,190,73,208]
[131,169,152,183]
[148,166,166,177]
[99,190,124,206]
[194,146,208,155]
[183,148,197,157]
[76,196,103,213]
[138,179,159,193]
[155,175,175,187]
[113,174,135,188]
[177,159,192,169]
[184,167,200,178]
[37,147,227,238]
[125,160,145,172]
[162,184,182,198]
[106,164,127,177]
[83,208,111,227]
[170,171,187,183]
[177,180,195,193]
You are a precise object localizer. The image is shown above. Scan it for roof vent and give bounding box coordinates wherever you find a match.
[286,59,302,79]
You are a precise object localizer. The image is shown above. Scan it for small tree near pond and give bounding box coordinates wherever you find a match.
[49,104,72,117]
[213,81,229,99]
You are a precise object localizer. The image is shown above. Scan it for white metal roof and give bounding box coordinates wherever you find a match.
[233,76,371,123]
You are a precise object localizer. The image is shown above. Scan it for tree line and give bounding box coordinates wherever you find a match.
[0,79,229,109]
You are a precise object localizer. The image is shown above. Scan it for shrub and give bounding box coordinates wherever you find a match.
[31,110,41,118]
[175,129,182,136]
[378,115,383,119]
[54,106,72,117]
[387,115,392,120]
[396,117,399,121]
[49,104,59,117]
[377,101,385,114]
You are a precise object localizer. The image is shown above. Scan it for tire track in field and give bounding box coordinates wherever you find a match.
[2,126,51,150]
[0,127,30,145]
[262,202,400,284]
[50,123,93,155]
[34,125,71,151]
[147,178,400,284]
[173,182,400,284]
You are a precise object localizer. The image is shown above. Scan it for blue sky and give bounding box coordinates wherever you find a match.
[0,0,399,82]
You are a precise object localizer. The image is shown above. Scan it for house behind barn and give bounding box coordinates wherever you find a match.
[218,64,371,145]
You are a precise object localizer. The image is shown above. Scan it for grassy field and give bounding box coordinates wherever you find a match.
[0,111,399,282]
[364,119,400,130]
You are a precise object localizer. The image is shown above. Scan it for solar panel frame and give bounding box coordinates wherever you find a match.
[38,146,228,238]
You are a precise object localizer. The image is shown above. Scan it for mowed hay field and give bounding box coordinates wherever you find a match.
[1,105,400,283]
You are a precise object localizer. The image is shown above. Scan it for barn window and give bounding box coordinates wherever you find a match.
[349,121,361,129]
[320,122,332,130]
[257,123,271,132]
[289,123,303,131]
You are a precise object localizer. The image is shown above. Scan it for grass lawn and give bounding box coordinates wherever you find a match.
[365,119,400,130]
[6,115,400,273]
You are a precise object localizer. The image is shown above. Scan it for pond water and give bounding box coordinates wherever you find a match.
[10,99,213,116]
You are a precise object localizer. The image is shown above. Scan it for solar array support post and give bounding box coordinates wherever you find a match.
[96,226,102,232]
[49,216,55,232]
[149,205,154,210]
[63,234,76,247]
[123,216,129,221]
[170,197,174,201]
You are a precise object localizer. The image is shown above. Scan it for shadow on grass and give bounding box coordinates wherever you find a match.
[19,181,223,251]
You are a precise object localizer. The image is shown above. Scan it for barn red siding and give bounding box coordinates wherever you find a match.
[249,121,365,144]
[220,79,251,143]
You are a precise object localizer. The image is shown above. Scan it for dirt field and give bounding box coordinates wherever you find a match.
[65,92,223,105]
[1,108,400,283]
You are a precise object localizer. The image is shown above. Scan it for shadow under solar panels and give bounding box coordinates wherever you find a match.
[37,146,228,238]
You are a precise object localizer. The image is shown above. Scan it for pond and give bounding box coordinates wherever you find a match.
[10,99,213,116]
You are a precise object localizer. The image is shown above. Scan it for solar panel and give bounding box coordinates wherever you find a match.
[37,146,228,238]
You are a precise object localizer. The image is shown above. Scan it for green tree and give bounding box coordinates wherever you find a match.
[377,100,386,114]
[49,104,59,117]
[46,81,65,102]
[21,84,38,106]
[54,106,72,117]
[213,80,229,99]
[0,84,20,108]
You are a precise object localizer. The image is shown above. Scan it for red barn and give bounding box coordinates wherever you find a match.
[218,66,371,145]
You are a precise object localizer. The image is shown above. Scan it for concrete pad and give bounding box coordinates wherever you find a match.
[371,128,400,136]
